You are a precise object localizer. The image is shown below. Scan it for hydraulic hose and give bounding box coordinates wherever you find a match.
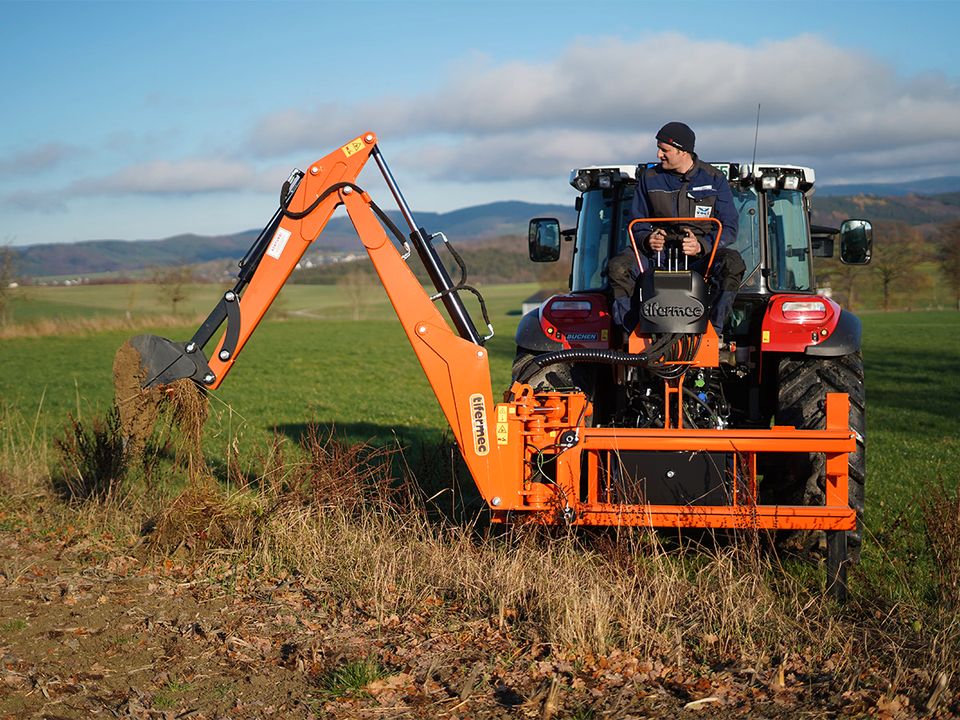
[517,348,654,385]
[515,330,690,385]
[278,178,494,339]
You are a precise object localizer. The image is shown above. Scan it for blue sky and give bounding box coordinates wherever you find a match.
[2,0,959,246]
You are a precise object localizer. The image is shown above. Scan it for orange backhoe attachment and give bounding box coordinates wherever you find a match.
[128,132,509,500]
[126,131,857,595]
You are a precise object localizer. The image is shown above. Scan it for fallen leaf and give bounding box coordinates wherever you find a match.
[366,672,414,695]
[683,696,721,711]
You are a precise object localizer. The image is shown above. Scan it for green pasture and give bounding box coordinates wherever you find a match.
[5,282,407,324]
[0,283,534,446]
[1,283,958,602]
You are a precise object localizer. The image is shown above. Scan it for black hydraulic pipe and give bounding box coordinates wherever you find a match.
[189,171,304,351]
[237,170,303,283]
[189,299,227,350]
[371,146,483,345]
[517,348,653,385]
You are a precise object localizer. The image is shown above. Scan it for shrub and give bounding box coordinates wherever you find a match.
[52,407,128,502]
[921,479,960,610]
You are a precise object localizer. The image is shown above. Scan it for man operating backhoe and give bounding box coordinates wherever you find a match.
[608,121,744,335]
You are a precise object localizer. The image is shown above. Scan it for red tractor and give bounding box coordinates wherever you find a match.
[521,163,870,575]
[125,137,870,599]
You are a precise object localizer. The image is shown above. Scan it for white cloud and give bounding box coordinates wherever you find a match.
[0,142,78,178]
[0,189,69,214]
[246,33,960,186]
[70,158,257,195]
[11,32,960,214]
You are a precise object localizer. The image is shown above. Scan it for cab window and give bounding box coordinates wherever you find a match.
[571,188,618,291]
[766,190,813,292]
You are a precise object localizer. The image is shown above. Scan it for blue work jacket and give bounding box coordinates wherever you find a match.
[630,158,739,271]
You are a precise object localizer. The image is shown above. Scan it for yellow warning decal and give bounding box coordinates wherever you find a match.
[601,329,608,341]
[470,393,490,456]
[342,137,365,158]
[762,330,770,344]
[496,406,509,445]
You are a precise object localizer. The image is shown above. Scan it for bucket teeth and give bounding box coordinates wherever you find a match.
[128,335,203,388]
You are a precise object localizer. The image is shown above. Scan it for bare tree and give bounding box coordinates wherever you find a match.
[869,221,930,311]
[936,220,960,310]
[818,259,866,311]
[151,264,194,315]
[0,244,17,325]
[336,265,377,320]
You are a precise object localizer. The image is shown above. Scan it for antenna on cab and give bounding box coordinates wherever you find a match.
[751,103,761,173]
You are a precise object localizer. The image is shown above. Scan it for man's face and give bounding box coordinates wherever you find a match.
[657,142,689,172]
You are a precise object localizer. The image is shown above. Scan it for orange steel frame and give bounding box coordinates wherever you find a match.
[202,132,857,534]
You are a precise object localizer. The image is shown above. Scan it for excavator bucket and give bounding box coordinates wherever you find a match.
[113,335,210,460]
[124,334,206,389]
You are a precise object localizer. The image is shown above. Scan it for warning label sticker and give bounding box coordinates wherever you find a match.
[266,227,291,260]
[496,406,509,445]
[342,137,365,158]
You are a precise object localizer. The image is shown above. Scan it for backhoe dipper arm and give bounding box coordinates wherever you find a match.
[130,132,508,502]
[173,132,484,390]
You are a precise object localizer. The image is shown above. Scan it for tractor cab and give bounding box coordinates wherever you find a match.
[526,162,873,352]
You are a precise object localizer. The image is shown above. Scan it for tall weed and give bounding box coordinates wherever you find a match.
[922,478,960,611]
[52,406,128,502]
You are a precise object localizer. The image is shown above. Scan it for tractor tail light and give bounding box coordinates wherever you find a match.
[781,300,827,320]
[548,300,593,319]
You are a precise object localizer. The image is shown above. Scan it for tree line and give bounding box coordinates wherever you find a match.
[818,219,960,311]
[2,219,959,322]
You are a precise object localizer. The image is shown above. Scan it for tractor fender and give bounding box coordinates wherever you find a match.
[805,310,862,356]
[760,295,860,355]
[515,307,565,353]
[516,293,614,351]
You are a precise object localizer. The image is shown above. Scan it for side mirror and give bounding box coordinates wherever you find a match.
[839,219,872,265]
[528,218,561,262]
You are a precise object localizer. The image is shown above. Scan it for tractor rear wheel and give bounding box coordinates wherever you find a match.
[765,352,866,566]
[512,348,576,391]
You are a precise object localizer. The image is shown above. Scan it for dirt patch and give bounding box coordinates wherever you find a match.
[112,340,209,478]
[112,340,163,457]
[1,520,956,719]
[167,378,208,454]
[150,484,257,554]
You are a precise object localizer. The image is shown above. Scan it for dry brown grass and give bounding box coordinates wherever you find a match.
[922,478,960,612]
[0,313,207,340]
[122,429,846,667]
[2,411,955,687]
[0,404,51,500]
[249,503,846,663]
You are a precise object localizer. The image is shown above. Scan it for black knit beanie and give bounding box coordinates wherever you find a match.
[656,122,695,153]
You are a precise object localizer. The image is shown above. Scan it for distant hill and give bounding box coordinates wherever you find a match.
[12,201,577,279]
[811,192,960,233]
[13,231,261,279]
[11,183,960,280]
[817,176,960,197]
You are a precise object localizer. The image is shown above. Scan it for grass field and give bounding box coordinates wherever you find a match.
[2,284,958,476]
[2,284,957,573]
[2,282,959,714]
[1,283,532,445]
